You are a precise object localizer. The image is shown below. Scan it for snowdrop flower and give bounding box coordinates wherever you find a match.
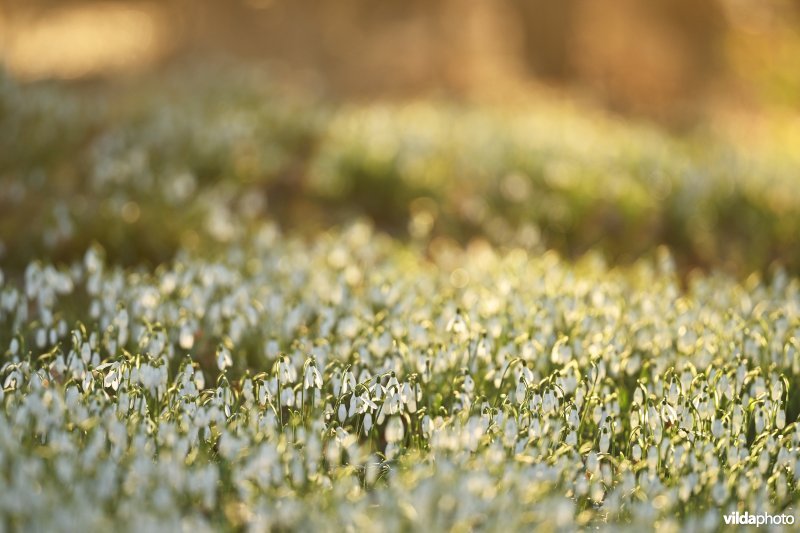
[771,377,783,402]
[217,345,233,372]
[599,426,611,454]
[542,389,556,415]
[400,382,417,413]
[421,415,433,438]
[304,362,322,390]
[386,373,400,392]
[659,399,677,426]
[446,308,469,340]
[81,342,92,364]
[629,404,641,428]
[475,333,490,360]
[633,386,644,406]
[341,370,356,395]
[357,391,378,414]
[102,362,122,391]
[667,378,681,405]
[566,404,579,429]
[179,324,194,350]
[377,389,401,425]
[717,374,732,401]
[776,409,786,429]
[35,328,47,348]
[711,418,723,439]
[241,378,255,404]
[592,404,603,425]
[515,378,527,405]
[632,443,643,462]
[421,358,432,384]
[646,445,659,470]
[345,393,357,418]
[386,417,404,443]
[754,408,766,433]
[281,387,294,407]
[277,356,293,383]
[463,372,475,394]
[3,368,21,390]
[550,337,572,365]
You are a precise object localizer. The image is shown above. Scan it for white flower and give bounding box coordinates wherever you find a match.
[258,383,269,406]
[632,443,642,462]
[647,445,659,470]
[446,309,469,340]
[421,415,433,438]
[771,378,783,401]
[400,382,417,413]
[81,342,92,363]
[242,378,254,403]
[216,346,232,372]
[629,405,640,428]
[281,386,294,407]
[103,362,121,391]
[386,416,404,443]
[667,379,681,405]
[3,369,21,390]
[342,371,356,394]
[179,324,194,350]
[711,418,723,439]
[463,373,475,394]
[35,328,46,348]
[278,356,292,383]
[515,379,527,405]
[348,393,358,417]
[542,390,556,415]
[358,391,378,414]
[550,337,571,365]
[599,426,610,453]
[660,401,677,426]
[754,408,765,433]
[776,409,786,429]
[304,364,322,390]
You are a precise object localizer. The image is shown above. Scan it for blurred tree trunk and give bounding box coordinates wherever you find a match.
[507,0,577,80]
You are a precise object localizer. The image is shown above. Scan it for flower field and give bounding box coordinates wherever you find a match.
[2,68,800,531]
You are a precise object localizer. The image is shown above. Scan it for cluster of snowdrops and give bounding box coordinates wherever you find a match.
[1,221,800,531]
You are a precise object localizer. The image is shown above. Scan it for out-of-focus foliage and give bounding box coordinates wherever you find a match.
[6,0,800,120]
[0,68,324,268]
[2,67,799,276]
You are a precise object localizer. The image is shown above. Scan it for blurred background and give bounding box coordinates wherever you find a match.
[1,0,800,277]
[3,0,800,119]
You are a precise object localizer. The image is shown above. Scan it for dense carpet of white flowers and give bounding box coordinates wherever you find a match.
[2,220,800,531]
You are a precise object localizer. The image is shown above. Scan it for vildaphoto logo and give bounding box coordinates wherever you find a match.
[723,511,795,527]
